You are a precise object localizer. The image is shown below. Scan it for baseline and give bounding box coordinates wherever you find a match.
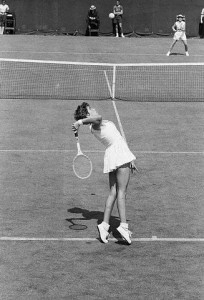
[1,51,204,57]
[0,150,203,154]
[0,237,204,242]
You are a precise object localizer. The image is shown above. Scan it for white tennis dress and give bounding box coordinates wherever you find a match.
[90,120,136,173]
[173,21,187,40]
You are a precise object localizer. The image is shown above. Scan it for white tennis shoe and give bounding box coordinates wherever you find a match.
[186,52,189,56]
[97,224,109,243]
[166,51,170,56]
[117,225,132,244]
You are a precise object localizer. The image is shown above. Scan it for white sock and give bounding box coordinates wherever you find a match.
[101,221,110,231]
[120,222,128,229]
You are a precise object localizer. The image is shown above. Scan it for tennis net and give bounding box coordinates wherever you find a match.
[1,58,204,102]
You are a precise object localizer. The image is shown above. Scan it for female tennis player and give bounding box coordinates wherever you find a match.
[72,102,136,244]
[166,14,189,56]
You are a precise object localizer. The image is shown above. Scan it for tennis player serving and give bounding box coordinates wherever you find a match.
[72,102,136,244]
[166,14,189,56]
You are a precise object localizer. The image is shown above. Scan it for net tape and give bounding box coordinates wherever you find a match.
[1,58,204,102]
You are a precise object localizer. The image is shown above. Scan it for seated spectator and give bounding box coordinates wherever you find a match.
[0,0,9,34]
[199,8,204,38]
[86,5,100,36]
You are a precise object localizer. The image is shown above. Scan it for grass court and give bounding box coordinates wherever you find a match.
[0,35,204,299]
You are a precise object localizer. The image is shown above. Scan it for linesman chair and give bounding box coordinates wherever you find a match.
[4,12,15,34]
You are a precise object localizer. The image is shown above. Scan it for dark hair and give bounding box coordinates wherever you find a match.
[74,102,89,121]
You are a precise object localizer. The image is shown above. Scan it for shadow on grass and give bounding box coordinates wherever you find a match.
[67,207,129,245]
[170,52,186,56]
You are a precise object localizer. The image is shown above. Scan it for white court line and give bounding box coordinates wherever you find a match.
[104,67,127,142]
[0,149,103,152]
[1,51,204,57]
[135,151,204,154]
[103,70,112,97]
[0,237,204,242]
[0,150,203,154]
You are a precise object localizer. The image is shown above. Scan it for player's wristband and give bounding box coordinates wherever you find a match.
[77,120,83,125]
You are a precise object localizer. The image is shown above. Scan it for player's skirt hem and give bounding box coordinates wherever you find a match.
[103,137,136,173]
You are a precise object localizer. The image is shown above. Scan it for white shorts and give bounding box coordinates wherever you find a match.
[173,31,187,41]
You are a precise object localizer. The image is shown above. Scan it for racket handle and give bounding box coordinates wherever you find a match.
[74,130,78,138]
[77,141,82,154]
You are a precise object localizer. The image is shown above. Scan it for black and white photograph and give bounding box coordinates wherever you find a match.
[0,0,203,299]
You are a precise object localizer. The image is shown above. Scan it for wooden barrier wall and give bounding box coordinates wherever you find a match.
[7,0,203,36]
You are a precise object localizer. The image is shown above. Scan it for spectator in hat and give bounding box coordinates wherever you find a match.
[86,5,100,36]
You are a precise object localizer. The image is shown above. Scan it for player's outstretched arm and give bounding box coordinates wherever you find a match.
[72,115,102,131]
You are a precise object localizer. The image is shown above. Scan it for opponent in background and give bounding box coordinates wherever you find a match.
[166,14,189,56]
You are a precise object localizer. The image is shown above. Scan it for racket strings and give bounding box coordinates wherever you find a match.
[73,154,92,179]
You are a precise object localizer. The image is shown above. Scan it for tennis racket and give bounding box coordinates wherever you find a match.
[72,130,93,179]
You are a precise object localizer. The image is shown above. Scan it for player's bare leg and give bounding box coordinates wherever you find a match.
[0,21,4,35]
[119,22,125,37]
[166,40,177,56]
[115,163,132,244]
[103,172,117,224]
[115,164,130,223]
[97,171,117,243]
[98,164,132,244]
[115,25,119,37]
[182,39,189,56]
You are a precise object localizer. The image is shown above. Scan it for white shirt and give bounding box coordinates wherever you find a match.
[0,4,9,14]
[174,21,185,31]
[201,8,204,23]
[113,5,123,15]
[91,120,123,148]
